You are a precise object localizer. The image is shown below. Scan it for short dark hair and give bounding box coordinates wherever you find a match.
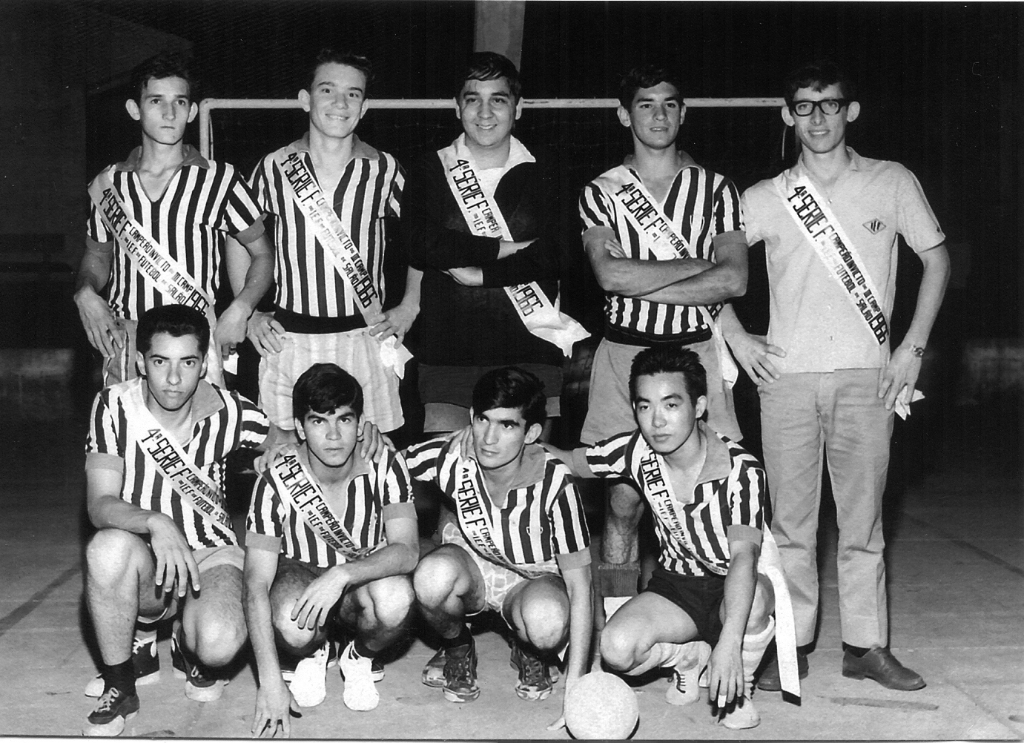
[130,52,197,103]
[306,49,373,96]
[292,363,364,422]
[629,345,707,404]
[471,366,546,429]
[783,60,857,108]
[618,63,684,109]
[458,51,522,102]
[136,304,210,356]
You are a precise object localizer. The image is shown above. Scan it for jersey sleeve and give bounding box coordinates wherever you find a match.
[712,175,744,237]
[248,156,279,217]
[85,388,126,462]
[386,156,405,220]
[547,469,592,556]
[895,166,946,252]
[740,186,763,246]
[578,181,615,234]
[581,431,635,480]
[245,474,285,539]
[218,164,265,236]
[403,437,446,484]
[380,449,414,507]
[231,391,270,451]
[727,450,767,536]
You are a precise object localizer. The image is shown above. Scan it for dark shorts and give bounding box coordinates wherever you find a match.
[643,566,726,645]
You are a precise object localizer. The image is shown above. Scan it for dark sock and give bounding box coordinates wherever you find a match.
[352,638,376,659]
[441,624,472,649]
[844,643,870,657]
[103,658,136,697]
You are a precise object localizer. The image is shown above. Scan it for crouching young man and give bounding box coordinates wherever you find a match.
[404,367,592,721]
[547,346,799,729]
[242,363,418,735]
[82,305,271,736]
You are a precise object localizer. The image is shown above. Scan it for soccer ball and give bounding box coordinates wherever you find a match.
[564,671,640,740]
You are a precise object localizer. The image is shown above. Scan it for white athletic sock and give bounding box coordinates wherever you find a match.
[721,616,775,730]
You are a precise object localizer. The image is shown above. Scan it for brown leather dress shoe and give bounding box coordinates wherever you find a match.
[842,647,926,691]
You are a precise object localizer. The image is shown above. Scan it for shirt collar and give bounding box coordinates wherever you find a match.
[115,144,209,172]
[623,148,699,177]
[136,377,225,423]
[289,133,379,161]
[453,133,536,172]
[695,421,733,484]
[794,145,862,177]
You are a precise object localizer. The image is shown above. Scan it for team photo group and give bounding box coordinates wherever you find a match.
[74,45,950,738]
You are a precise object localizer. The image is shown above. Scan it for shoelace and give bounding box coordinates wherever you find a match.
[445,653,475,687]
[131,635,151,655]
[517,649,547,687]
[95,687,123,713]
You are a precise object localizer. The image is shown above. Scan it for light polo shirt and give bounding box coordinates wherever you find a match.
[246,447,415,568]
[575,422,765,578]
[742,148,945,373]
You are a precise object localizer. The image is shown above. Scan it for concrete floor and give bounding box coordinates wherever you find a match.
[0,379,1021,740]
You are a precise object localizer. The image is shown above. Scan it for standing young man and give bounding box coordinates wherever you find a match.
[578,64,748,620]
[75,52,274,387]
[720,61,949,691]
[405,367,591,723]
[81,305,270,736]
[243,363,418,734]
[402,52,588,435]
[242,49,417,440]
[546,346,798,729]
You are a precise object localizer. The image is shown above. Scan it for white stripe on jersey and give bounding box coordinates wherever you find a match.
[246,449,413,568]
[252,144,404,318]
[87,380,269,549]
[405,437,590,567]
[579,165,742,339]
[87,159,263,321]
[585,429,764,576]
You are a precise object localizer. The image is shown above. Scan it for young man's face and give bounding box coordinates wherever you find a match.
[300,62,368,141]
[138,332,206,414]
[618,81,684,152]
[126,76,197,147]
[471,406,541,471]
[297,405,361,471]
[456,77,522,152]
[633,372,707,457]
[782,83,860,157]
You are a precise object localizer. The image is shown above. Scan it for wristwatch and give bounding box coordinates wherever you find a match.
[909,344,926,358]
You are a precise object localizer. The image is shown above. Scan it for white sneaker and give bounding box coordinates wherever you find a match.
[338,641,380,711]
[721,695,761,729]
[289,642,329,708]
[666,641,711,706]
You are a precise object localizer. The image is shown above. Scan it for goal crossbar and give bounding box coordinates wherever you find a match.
[198,97,784,158]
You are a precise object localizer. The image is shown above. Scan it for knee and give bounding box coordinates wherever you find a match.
[190,616,247,668]
[86,529,146,585]
[599,623,638,672]
[271,597,317,651]
[413,552,461,608]
[745,576,774,634]
[518,590,569,651]
[366,576,415,630]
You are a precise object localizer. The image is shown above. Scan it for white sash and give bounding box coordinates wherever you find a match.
[119,382,232,530]
[777,174,889,345]
[88,169,225,383]
[438,141,589,358]
[596,166,738,386]
[267,447,372,560]
[275,149,413,375]
[637,440,800,697]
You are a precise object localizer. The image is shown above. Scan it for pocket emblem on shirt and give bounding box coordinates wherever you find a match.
[864,219,886,234]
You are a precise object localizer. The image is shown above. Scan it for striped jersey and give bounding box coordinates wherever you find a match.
[86,145,264,321]
[405,437,590,569]
[250,135,404,318]
[579,160,743,342]
[579,424,765,577]
[85,378,269,550]
[245,447,413,568]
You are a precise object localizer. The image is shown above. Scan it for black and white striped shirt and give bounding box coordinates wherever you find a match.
[405,437,590,568]
[245,448,413,568]
[86,146,265,321]
[578,424,764,577]
[85,379,269,549]
[250,135,404,318]
[579,162,744,343]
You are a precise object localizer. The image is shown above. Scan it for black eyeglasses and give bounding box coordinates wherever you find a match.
[789,99,849,117]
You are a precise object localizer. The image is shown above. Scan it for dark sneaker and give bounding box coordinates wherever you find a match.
[842,647,925,691]
[84,633,160,698]
[757,649,809,692]
[422,646,447,688]
[442,640,480,703]
[509,641,553,701]
[83,686,140,737]
[170,629,227,702]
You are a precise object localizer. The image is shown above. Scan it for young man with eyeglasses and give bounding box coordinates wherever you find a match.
[720,61,949,692]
